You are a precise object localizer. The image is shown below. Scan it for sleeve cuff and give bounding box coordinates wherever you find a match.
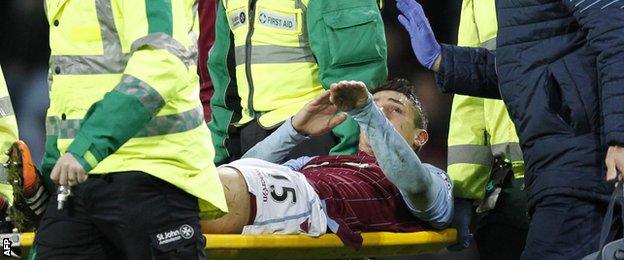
[434,44,457,94]
[285,118,311,143]
[68,151,96,172]
[606,132,624,146]
[66,133,100,172]
[345,93,374,119]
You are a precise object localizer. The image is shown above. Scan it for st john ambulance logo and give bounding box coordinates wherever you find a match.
[229,9,247,30]
[155,224,195,246]
[179,224,194,239]
[239,12,246,24]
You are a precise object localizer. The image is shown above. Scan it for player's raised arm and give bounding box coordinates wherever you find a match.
[330,80,452,228]
[243,91,346,164]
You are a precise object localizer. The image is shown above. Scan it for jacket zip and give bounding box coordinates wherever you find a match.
[245,0,258,118]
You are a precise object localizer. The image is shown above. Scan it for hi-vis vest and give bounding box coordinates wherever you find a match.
[447,0,524,200]
[44,0,226,219]
[222,0,321,127]
[0,66,18,202]
[208,0,387,165]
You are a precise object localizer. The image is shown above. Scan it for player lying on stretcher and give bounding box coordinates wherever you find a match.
[201,79,454,248]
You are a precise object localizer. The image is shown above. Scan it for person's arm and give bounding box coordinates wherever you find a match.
[348,94,432,195]
[241,119,315,169]
[562,0,624,181]
[306,0,388,156]
[207,1,240,165]
[242,118,310,163]
[244,91,346,164]
[435,45,500,99]
[335,82,452,228]
[396,0,500,99]
[65,1,198,173]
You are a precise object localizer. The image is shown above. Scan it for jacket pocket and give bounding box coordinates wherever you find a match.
[546,59,591,134]
[322,6,383,67]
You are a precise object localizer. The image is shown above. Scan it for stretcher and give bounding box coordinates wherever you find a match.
[3,229,456,258]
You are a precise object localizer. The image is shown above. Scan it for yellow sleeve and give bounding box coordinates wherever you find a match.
[0,66,18,162]
[117,0,199,108]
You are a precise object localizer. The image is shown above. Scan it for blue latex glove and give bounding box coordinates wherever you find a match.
[396,0,441,69]
[447,198,474,251]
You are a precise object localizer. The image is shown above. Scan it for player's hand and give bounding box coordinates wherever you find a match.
[292,91,347,136]
[329,81,369,112]
[50,153,88,186]
[606,146,624,182]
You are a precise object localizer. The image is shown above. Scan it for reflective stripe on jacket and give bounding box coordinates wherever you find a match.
[447,0,523,200]
[208,0,387,164]
[224,0,322,127]
[44,0,227,219]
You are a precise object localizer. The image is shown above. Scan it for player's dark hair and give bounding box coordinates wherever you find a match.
[371,78,428,130]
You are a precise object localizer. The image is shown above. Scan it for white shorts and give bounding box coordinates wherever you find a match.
[221,158,327,237]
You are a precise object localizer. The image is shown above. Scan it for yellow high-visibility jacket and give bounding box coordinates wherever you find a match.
[208,0,388,164]
[448,0,524,200]
[44,0,226,219]
[0,66,18,201]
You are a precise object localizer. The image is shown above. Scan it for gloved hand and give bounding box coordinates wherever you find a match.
[447,198,474,251]
[396,0,441,70]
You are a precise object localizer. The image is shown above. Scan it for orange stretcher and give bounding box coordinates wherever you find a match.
[7,229,456,258]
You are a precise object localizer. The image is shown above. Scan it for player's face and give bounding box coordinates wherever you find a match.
[359,90,425,153]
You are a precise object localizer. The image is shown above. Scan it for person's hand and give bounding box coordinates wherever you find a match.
[50,153,88,186]
[396,0,441,70]
[328,81,369,112]
[447,198,474,251]
[292,91,348,136]
[606,146,624,182]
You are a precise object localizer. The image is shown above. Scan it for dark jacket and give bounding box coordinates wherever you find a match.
[436,0,624,207]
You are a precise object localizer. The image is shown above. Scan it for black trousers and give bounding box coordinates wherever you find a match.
[474,178,529,260]
[239,119,338,160]
[521,194,605,260]
[32,172,205,260]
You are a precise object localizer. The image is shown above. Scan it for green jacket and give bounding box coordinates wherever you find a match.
[208,0,388,165]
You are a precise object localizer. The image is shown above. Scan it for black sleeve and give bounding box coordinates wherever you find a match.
[435,44,501,99]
